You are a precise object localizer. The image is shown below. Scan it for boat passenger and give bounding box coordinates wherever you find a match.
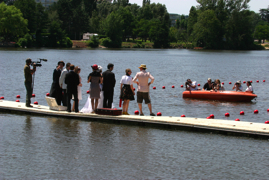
[232,80,243,91]
[202,78,213,90]
[214,79,225,91]
[245,81,253,93]
[186,79,198,91]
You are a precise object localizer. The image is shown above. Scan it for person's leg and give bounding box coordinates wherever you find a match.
[62,89,67,106]
[107,90,113,108]
[91,98,94,111]
[94,99,99,110]
[25,82,32,106]
[103,91,107,108]
[138,103,143,115]
[137,92,143,115]
[148,103,153,114]
[72,100,75,111]
[74,91,78,112]
[126,100,130,114]
[67,90,71,112]
[122,99,127,113]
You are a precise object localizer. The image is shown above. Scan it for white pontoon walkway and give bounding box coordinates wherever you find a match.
[0,100,268,139]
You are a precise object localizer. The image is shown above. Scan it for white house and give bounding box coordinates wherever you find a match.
[83,33,98,40]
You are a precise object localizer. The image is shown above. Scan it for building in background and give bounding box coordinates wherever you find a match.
[35,0,58,8]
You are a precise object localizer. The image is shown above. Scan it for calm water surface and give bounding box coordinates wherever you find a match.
[0,48,269,178]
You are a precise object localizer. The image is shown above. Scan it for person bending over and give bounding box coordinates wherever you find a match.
[185,79,198,91]
[203,78,213,90]
[232,80,243,91]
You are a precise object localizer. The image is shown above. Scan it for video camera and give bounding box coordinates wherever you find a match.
[31,58,48,67]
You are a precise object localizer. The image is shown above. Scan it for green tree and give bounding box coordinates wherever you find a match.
[134,19,150,42]
[259,8,269,23]
[169,27,177,42]
[14,0,37,33]
[254,24,269,43]
[192,10,222,49]
[36,3,49,47]
[187,6,197,37]
[149,19,169,48]
[102,11,123,47]
[48,20,66,47]
[117,7,135,41]
[0,2,28,42]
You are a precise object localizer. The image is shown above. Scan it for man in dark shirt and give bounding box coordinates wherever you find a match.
[24,58,36,107]
[50,61,65,105]
[203,78,213,90]
[65,65,80,112]
[102,63,116,108]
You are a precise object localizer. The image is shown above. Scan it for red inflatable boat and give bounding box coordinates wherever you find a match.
[182,90,257,102]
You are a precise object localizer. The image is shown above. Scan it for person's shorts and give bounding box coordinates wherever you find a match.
[137,92,151,104]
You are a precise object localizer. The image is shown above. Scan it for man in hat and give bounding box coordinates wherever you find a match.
[24,58,36,107]
[50,61,65,105]
[133,64,155,116]
[65,64,80,112]
[59,62,71,106]
[233,80,243,91]
[202,78,213,91]
[102,63,116,108]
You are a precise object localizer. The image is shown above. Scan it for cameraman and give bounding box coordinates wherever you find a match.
[232,80,243,91]
[185,79,198,91]
[24,58,36,107]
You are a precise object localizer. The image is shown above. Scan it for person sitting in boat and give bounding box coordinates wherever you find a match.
[245,81,253,93]
[214,79,225,91]
[232,80,243,91]
[185,79,198,91]
[202,78,213,90]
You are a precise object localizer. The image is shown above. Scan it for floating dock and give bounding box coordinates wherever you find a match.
[0,100,268,139]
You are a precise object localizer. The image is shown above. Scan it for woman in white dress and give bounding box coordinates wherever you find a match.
[72,66,82,111]
[81,66,109,113]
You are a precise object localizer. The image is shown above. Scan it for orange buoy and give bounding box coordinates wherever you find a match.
[157,112,162,116]
[254,109,259,114]
[15,100,20,102]
[250,80,252,83]
[181,85,183,88]
[263,80,265,82]
[46,93,50,96]
[221,82,224,85]
[267,109,269,112]
[0,96,4,99]
[235,118,240,121]
[225,113,230,117]
[153,86,156,90]
[265,121,269,124]
[240,111,244,115]
[256,80,259,83]
[162,86,165,89]
[198,84,200,86]
[134,110,139,115]
[133,88,135,91]
[34,101,38,105]
[32,94,35,97]
[229,82,232,84]
[87,90,90,94]
[16,95,20,98]
[172,85,175,88]
[243,81,246,84]
[206,117,210,119]
[181,114,186,117]
[209,114,214,119]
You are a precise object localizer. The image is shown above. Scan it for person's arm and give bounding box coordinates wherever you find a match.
[203,83,207,91]
[120,83,123,91]
[133,73,139,85]
[232,83,236,90]
[79,76,82,87]
[130,84,135,95]
[87,76,91,83]
[148,72,154,85]
[30,65,36,75]
[99,77,102,84]
[113,73,116,87]
[59,70,66,87]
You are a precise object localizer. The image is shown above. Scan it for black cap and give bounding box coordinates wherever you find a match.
[58,61,65,66]
[26,58,32,63]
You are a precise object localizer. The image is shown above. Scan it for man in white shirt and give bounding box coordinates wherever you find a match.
[186,79,198,91]
[59,62,71,106]
[133,64,155,116]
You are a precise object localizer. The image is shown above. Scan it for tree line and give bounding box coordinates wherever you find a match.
[0,0,268,49]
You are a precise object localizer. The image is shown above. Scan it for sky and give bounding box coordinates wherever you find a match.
[129,0,269,15]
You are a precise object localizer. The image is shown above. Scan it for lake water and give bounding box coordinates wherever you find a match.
[0,48,269,179]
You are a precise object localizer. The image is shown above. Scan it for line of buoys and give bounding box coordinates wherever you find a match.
[15,100,20,102]
[157,112,162,116]
[0,96,4,99]
[134,110,139,115]
[34,101,38,105]
[46,93,50,96]
[32,94,35,97]
[16,95,20,98]
[240,111,245,115]
[235,118,240,121]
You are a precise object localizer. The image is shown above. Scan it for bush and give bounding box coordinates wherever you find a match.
[101,37,112,47]
[17,33,33,47]
[59,37,73,48]
[88,35,99,48]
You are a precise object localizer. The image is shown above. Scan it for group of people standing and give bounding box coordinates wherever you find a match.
[47,61,155,116]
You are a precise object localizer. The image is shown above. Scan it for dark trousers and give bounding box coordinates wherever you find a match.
[62,89,67,106]
[103,90,114,108]
[67,89,78,112]
[25,82,32,106]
